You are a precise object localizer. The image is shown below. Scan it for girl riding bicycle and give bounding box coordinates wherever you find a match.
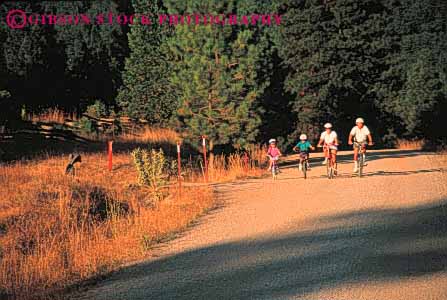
[317,123,339,175]
[267,139,282,171]
[293,134,315,171]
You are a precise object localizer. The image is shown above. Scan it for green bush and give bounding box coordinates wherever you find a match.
[77,116,97,134]
[86,100,108,119]
[131,148,169,204]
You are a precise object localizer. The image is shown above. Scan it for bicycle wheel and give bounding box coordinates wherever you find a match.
[272,164,278,180]
[327,162,332,179]
[358,154,363,177]
[302,162,307,179]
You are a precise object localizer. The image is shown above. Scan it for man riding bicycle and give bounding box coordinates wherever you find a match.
[317,123,339,175]
[348,117,373,172]
[293,134,315,171]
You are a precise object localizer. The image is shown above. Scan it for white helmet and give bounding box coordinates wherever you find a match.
[300,134,307,140]
[268,138,276,144]
[356,117,364,124]
[324,123,332,129]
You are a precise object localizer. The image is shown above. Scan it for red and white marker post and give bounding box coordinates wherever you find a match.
[202,136,208,182]
[177,141,182,192]
[107,140,113,172]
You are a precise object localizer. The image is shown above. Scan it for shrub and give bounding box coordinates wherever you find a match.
[77,116,97,134]
[85,100,108,119]
[131,148,169,204]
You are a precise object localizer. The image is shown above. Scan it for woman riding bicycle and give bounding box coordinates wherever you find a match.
[348,117,373,173]
[317,123,339,175]
[293,134,315,171]
[267,139,282,171]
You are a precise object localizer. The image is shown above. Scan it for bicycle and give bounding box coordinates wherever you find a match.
[318,144,337,179]
[268,155,279,180]
[353,141,372,178]
[293,150,309,179]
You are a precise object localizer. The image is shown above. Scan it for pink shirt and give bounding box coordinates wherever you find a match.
[267,147,281,158]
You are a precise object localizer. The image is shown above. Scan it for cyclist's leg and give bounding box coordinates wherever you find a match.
[306,153,311,169]
[329,149,337,174]
[353,145,359,161]
[353,144,359,172]
[362,144,368,166]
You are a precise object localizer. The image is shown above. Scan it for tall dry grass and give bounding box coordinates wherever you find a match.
[26,108,178,145]
[26,108,78,125]
[0,144,266,298]
[396,139,425,150]
[0,153,214,298]
[206,145,268,182]
[114,127,179,145]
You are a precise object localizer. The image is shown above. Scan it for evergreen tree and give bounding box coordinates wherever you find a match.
[164,0,268,150]
[117,0,176,124]
[375,0,447,144]
[50,1,127,110]
[0,1,127,116]
[279,0,388,143]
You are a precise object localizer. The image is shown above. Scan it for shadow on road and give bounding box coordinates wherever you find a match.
[72,199,447,300]
[280,150,433,169]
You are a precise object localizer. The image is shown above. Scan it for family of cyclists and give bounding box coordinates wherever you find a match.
[267,117,373,176]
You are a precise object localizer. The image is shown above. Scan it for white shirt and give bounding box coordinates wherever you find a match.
[350,126,370,143]
[320,131,338,144]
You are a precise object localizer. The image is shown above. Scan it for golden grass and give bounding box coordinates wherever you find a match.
[0,143,266,298]
[0,153,214,298]
[26,108,179,145]
[26,108,78,125]
[114,127,179,145]
[206,145,268,183]
[396,139,425,150]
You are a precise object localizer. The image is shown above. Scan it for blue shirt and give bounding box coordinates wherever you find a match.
[295,141,312,152]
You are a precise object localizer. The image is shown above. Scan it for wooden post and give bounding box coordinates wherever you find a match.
[177,141,182,191]
[202,136,208,182]
[108,140,113,172]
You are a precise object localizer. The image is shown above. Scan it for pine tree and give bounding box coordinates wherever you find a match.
[164,0,268,150]
[279,0,390,142]
[117,0,177,124]
[375,0,447,143]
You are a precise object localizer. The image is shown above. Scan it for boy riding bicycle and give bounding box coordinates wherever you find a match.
[267,139,282,171]
[293,134,315,171]
[317,123,339,174]
[348,117,373,172]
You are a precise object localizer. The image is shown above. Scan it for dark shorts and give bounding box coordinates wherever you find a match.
[299,152,309,159]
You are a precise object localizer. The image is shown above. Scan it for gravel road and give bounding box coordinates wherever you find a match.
[72,150,447,300]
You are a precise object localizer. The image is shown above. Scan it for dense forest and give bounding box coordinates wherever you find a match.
[0,0,446,151]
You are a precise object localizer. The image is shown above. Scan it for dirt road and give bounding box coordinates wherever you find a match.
[72,150,447,300]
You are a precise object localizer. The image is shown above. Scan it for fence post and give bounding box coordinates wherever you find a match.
[177,141,182,192]
[108,140,113,172]
[202,136,208,182]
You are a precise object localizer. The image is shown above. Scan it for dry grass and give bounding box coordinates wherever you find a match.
[26,108,178,145]
[0,153,214,298]
[26,108,78,125]
[0,144,266,298]
[206,145,268,183]
[3,109,266,298]
[396,139,425,150]
[114,127,179,145]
